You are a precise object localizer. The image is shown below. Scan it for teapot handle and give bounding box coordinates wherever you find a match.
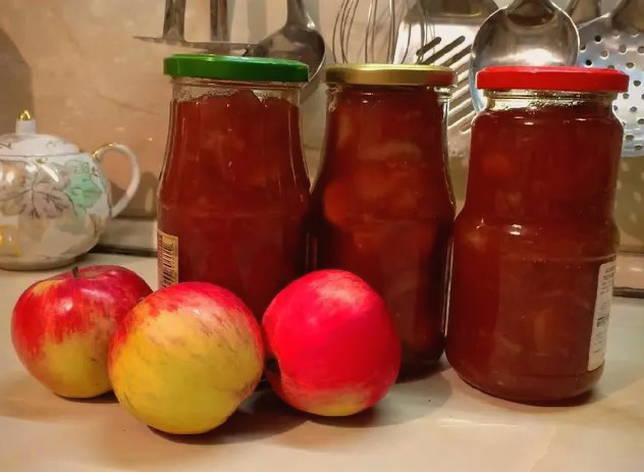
[92,143,141,217]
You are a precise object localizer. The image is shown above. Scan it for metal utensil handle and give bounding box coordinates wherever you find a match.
[477,0,501,11]
[210,0,229,41]
[92,143,142,218]
[163,0,186,41]
[288,0,316,29]
[507,0,558,16]
[566,0,602,24]
[445,0,499,15]
[613,0,643,32]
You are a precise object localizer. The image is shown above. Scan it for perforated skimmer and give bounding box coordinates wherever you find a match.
[577,0,644,157]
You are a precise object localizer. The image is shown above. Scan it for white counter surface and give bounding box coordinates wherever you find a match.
[1,254,643,472]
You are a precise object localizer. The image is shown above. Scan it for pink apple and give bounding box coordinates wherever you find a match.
[108,282,265,434]
[12,265,152,398]
[263,269,401,416]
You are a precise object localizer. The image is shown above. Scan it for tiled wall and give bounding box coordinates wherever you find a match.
[1,0,641,250]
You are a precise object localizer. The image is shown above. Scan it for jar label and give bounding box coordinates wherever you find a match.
[157,230,179,289]
[588,260,616,371]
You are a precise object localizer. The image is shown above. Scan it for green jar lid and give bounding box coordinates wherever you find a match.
[164,54,309,83]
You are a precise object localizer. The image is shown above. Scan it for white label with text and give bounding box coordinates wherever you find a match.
[588,260,616,371]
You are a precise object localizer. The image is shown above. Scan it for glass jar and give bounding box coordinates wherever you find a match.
[447,66,629,403]
[158,54,311,317]
[310,65,456,377]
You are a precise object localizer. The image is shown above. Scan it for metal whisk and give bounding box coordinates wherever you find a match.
[333,0,419,63]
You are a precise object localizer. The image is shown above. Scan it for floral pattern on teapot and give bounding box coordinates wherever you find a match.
[0,156,110,265]
[0,112,140,270]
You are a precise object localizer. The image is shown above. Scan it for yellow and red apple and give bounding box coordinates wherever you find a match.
[108,282,265,435]
[11,265,152,398]
[263,270,401,416]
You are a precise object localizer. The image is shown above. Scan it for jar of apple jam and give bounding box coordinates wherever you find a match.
[310,64,456,377]
[447,66,629,403]
[158,54,311,318]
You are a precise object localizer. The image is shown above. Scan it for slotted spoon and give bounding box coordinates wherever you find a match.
[577,0,644,157]
[394,0,499,160]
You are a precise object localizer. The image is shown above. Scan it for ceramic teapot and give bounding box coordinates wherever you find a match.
[0,111,140,270]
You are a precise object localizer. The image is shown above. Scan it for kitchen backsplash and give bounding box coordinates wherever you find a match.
[1,0,641,250]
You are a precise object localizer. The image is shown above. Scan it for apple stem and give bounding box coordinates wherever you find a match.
[72,266,80,278]
[266,358,280,373]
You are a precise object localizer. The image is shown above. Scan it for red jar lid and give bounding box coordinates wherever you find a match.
[477,66,629,93]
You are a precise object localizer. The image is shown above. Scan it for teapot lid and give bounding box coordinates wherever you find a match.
[0,111,79,157]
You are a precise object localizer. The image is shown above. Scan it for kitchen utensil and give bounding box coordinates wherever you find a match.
[566,0,602,24]
[135,0,254,53]
[395,0,499,160]
[469,0,579,111]
[333,0,415,63]
[0,112,141,270]
[210,0,229,41]
[391,0,429,64]
[245,0,326,98]
[577,0,643,157]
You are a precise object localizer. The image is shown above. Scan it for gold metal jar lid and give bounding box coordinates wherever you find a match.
[325,64,455,87]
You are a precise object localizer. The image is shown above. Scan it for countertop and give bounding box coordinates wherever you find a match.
[0,254,643,472]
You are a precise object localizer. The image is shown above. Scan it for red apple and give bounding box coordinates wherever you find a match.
[263,269,401,416]
[12,265,152,398]
[108,282,265,434]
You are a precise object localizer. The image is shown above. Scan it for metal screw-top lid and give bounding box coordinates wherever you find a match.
[325,64,455,87]
[477,66,629,92]
[164,54,309,84]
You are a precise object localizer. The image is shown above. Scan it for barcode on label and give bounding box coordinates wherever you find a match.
[157,230,179,288]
